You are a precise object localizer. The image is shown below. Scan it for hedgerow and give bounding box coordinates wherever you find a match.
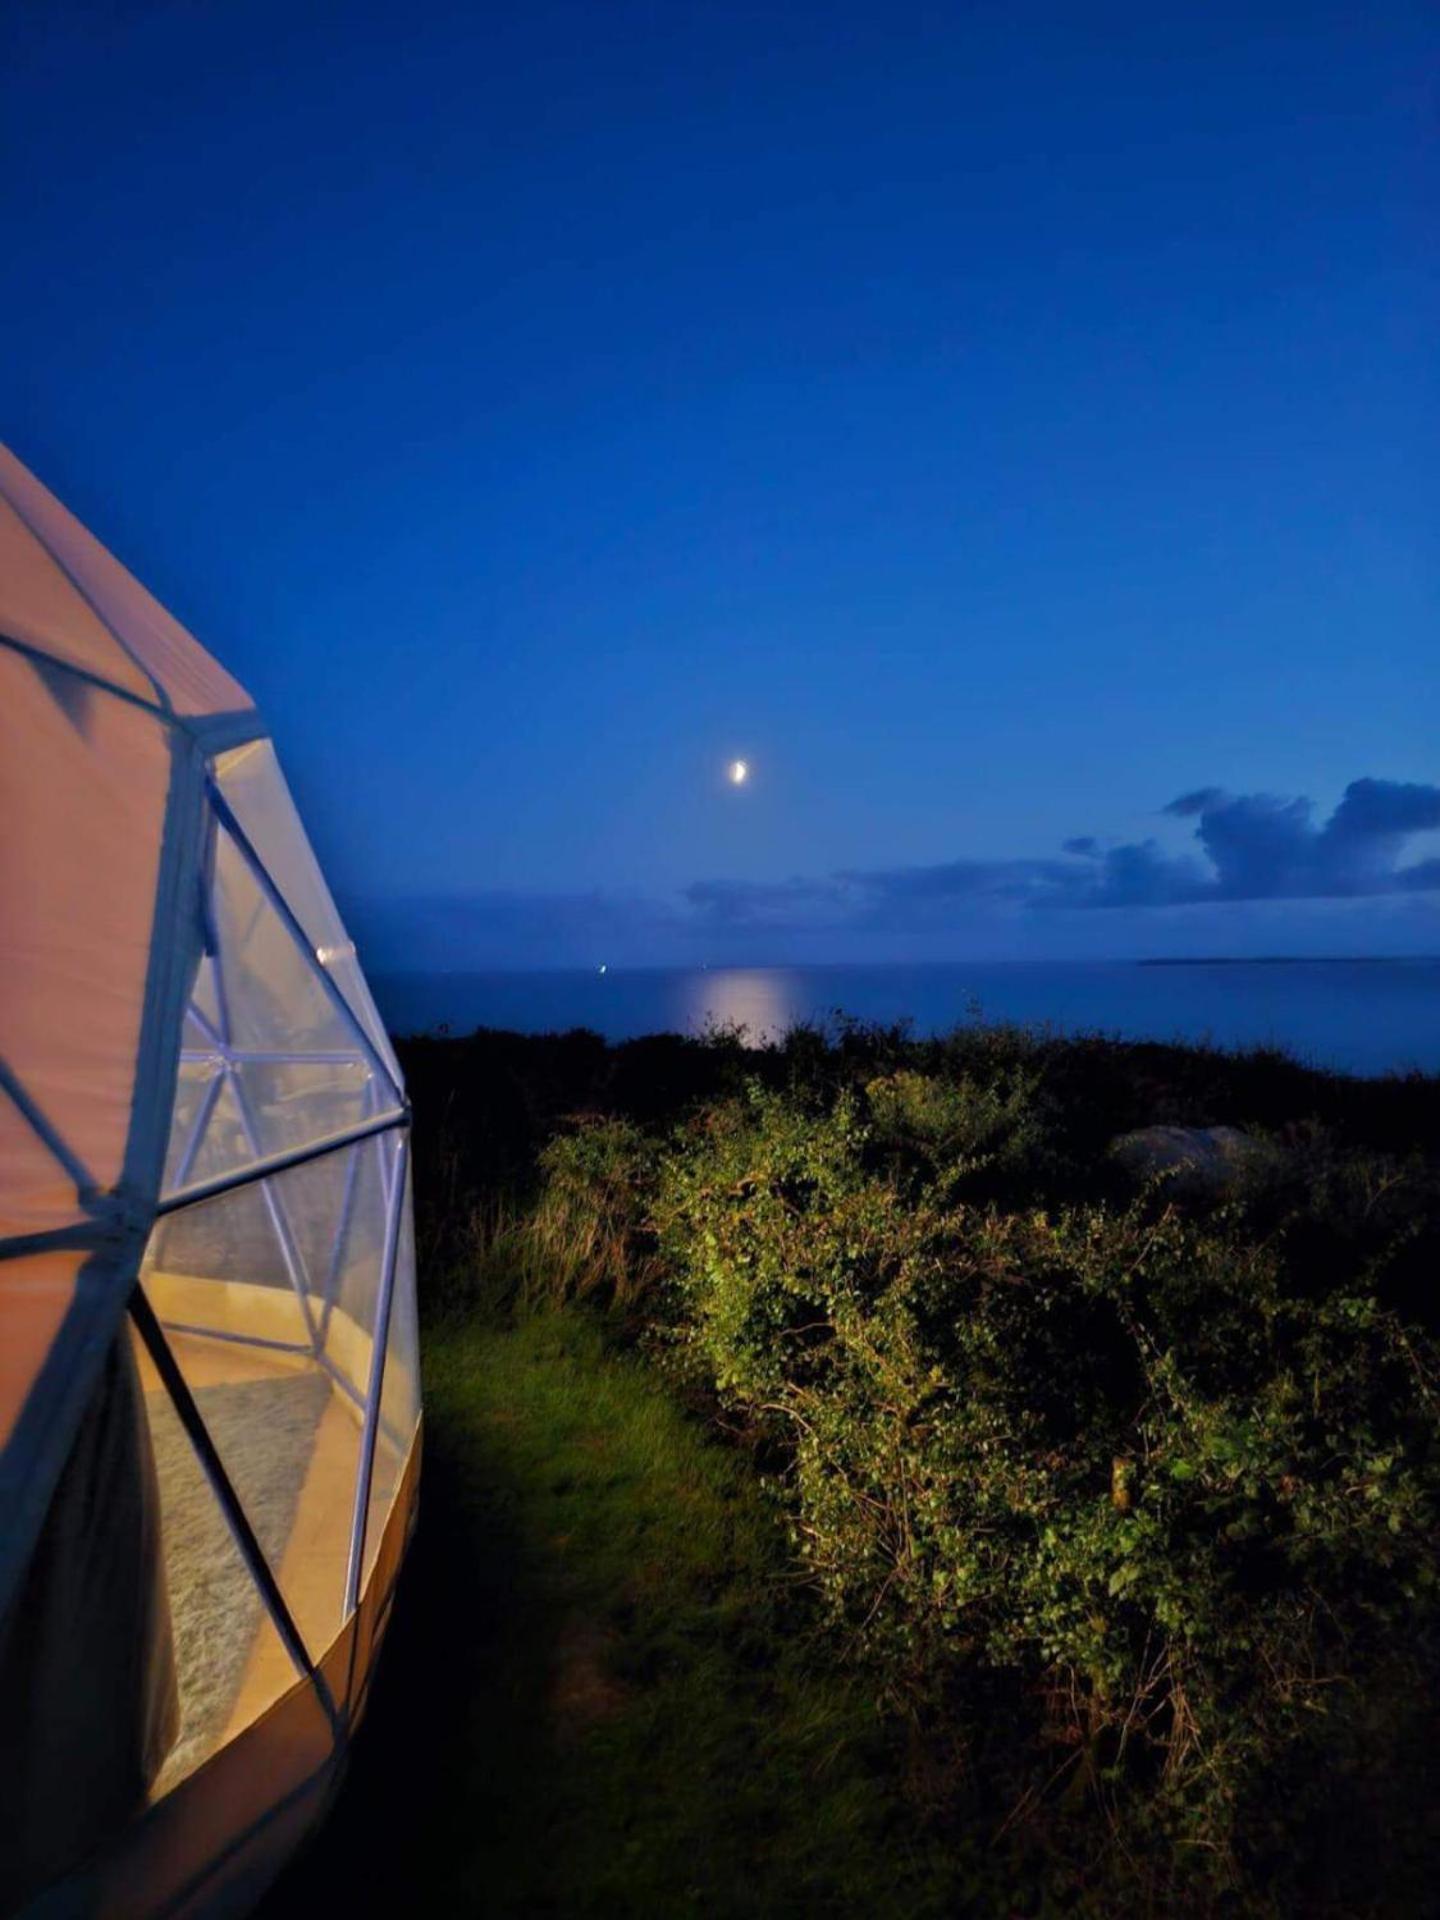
[531,1055,1440,1914]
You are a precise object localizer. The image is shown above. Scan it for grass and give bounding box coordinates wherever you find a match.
[259,1308,954,1918]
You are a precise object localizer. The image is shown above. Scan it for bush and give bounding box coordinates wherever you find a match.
[525,1118,663,1311]
[563,1067,1440,1912]
[401,1021,1440,1911]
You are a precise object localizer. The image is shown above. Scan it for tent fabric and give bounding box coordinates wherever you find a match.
[0,495,155,703]
[0,447,252,719]
[0,645,170,1241]
[0,639,205,1615]
[0,445,420,1919]
[0,1332,178,1909]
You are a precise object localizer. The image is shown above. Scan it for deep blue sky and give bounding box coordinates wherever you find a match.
[5,0,1437,964]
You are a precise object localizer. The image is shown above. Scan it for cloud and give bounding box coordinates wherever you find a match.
[684,874,853,925]
[1134,779,1440,906]
[1163,787,1227,819]
[355,776,1440,965]
[682,777,1440,927]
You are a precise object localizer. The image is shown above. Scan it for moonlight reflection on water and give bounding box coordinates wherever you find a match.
[677,967,794,1043]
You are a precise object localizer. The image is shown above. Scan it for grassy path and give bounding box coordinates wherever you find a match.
[259,1313,950,1917]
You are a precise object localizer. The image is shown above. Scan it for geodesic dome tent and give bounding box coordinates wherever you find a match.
[0,446,420,1916]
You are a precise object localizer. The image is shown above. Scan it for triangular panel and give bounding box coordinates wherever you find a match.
[141,1146,374,1662]
[209,814,378,1069]
[0,445,253,719]
[128,1323,302,1800]
[190,951,223,1038]
[0,493,155,702]
[0,1079,85,1239]
[160,809,401,1204]
[162,1053,225,1197]
[212,740,403,1088]
[360,1158,421,1595]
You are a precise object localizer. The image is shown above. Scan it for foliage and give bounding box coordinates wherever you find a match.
[526,1118,666,1310]
[500,1045,1440,1914]
[385,1017,1440,1913]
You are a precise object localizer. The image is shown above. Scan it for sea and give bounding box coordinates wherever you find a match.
[370,959,1440,1080]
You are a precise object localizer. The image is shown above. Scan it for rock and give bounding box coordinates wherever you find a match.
[1109,1125,1276,1202]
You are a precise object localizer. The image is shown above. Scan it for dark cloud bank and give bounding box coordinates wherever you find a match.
[690,778,1440,931]
[360,779,1440,967]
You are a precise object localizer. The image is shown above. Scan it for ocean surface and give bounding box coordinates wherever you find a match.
[370,959,1440,1079]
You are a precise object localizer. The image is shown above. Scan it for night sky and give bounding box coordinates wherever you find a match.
[5,1,1436,966]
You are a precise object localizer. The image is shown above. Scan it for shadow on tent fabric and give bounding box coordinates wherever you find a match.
[0,1332,178,1909]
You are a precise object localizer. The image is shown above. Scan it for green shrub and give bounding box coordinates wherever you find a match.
[424,1025,1440,1912]
[639,1075,1440,1911]
[523,1117,662,1311]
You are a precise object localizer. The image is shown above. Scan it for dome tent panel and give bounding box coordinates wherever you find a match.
[125,1322,304,1800]
[153,1124,395,1340]
[160,797,401,1207]
[0,1332,177,1906]
[207,1051,377,1170]
[0,645,173,1243]
[0,494,155,704]
[0,625,203,1657]
[191,950,224,1035]
[149,1158,305,1301]
[306,1130,399,1403]
[202,805,400,1131]
[140,1138,397,1663]
[162,1052,230,1198]
[359,1148,420,1594]
[213,739,404,1088]
[0,447,252,719]
[347,1431,420,1731]
[0,1250,91,1461]
[163,1057,379,1205]
[0,1082,85,1248]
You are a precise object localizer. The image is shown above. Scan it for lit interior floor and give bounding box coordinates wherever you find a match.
[134,1326,362,1796]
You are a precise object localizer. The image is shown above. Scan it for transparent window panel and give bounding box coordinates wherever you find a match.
[161,1056,224,1195]
[163,1054,382,1207]
[190,952,222,1037]
[212,739,404,1091]
[140,1148,380,1662]
[128,1322,301,1800]
[318,1129,392,1403]
[147,1167,306,1302]
[233,1055,375,1159]
[379,1172,421,1442]
[158,813,400,1205]
[361,1162,420,1594]
[209,816,384,1077]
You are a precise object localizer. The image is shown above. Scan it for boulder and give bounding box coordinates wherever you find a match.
[1109,1125,1276,1202]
